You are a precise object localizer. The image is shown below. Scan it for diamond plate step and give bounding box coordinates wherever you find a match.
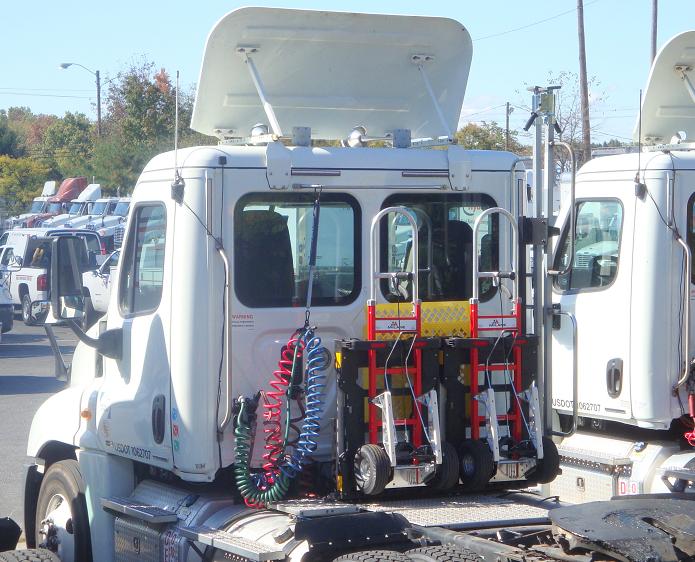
[101,496,178,524]
[180,525,285,561]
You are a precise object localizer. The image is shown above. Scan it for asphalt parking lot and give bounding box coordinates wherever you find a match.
[0,321,76,530]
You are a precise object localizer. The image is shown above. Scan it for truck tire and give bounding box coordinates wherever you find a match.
[35,460,92,562]
[0,550,61,562]
[354,444,391,496]
[406,545,483,562]
[458,440,494,492]
[333,550,411,561]
[22,293,36,326]
[425,442,460,491]
[528,437,560,484]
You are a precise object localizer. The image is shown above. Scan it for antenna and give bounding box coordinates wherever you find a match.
[174,70,180,174]
[171,70,185,203]
[635,89,646,199]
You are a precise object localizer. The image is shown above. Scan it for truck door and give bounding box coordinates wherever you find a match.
[228,191,362,463]
[552,195,635,422]
[96,202,173,467]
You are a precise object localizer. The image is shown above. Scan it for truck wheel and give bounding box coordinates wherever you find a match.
[458,440,494,492]
[0,550,61,562]
[425,442,460,491]
[22,293,36,326]
[333,550,411,561]
[35,460,92,562]
[354,444,391,496]
[529,437,560,484]
[406,545,483,562]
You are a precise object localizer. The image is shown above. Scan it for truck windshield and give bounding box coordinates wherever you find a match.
[47,202,63,213]
[29,201,45,213]
[113,202,130,216]
[92,202,108,215]
[68,202,82,214]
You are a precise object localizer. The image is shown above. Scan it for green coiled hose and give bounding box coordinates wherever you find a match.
[233,397,291,505]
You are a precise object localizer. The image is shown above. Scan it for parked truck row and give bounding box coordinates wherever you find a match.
[0,7,693,562]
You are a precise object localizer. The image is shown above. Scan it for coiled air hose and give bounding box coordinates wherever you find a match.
[234,327,329,506]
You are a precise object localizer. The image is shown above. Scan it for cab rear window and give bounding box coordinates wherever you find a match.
[234,193,360,308]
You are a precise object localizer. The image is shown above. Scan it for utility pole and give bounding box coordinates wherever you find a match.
[95,70,102,137]
[651,0,658,63]
[505,102,513,150]
[577,0,591,164]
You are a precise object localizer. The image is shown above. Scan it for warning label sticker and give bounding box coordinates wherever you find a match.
[232,313,255,330]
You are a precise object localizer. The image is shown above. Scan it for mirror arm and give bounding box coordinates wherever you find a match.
[65,320,123,361]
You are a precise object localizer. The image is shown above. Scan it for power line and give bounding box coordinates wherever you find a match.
[473,0,602,41]
[0,91,92,100]
[0,87,92,93]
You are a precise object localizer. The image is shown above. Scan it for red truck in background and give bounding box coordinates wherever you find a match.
[23,177,88,228]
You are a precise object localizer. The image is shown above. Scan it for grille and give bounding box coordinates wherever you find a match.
[114,225,125,247]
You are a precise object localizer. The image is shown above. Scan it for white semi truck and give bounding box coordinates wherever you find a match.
[2,9,693,562]
[40,184,102,228]
[545,30,695,503]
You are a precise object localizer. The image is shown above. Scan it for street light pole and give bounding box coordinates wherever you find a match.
[59,62,102,137]
[95,70,101,137]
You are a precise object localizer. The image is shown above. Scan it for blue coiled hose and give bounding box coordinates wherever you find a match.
[280,328,328,478]
[234,327,328,505]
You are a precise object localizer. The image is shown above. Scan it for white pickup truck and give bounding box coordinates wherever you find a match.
[0,229,104,325]
[81,249,119,328]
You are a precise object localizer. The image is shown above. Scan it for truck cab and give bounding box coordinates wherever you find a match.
[17,9,693,562]
[24,177,88,228]
[41,183,102,228]
[547,30,695,502]
[4,180,57,229]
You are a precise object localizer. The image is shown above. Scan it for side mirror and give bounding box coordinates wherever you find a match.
[50,236,122,360]
[50,236,92,321]
[13,256,23,268]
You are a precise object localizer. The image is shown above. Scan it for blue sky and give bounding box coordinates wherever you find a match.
[2,1,692,144]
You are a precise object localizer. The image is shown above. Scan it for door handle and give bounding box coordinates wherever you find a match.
[606,358,623,398]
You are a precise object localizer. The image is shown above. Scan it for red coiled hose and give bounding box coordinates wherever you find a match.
[242,334,305,508]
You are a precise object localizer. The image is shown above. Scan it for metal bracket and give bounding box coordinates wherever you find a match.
[265,141,292,190]
[417,389,442,464]
[373,391,397,466]
[45,325,70,382]
[675,65,695,104]
[521,382,544,459]
[447,146,472,191]
[476,389,500,462]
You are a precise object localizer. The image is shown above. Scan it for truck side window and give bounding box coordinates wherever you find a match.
[234,193,360,308]
[554,199,623,291]
[380,193,498,302]
[687,192,695,284]
[119,204,166,315]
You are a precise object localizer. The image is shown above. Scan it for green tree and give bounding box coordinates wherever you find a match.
[38,112,94,178]
[455,121,529,155]
[90,137,154,194]
[0,156,51,216]
[6,107,58,157]
[105,61,178,145]
[0,112,21,157]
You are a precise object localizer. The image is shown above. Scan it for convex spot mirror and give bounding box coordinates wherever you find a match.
[50,236,93,320]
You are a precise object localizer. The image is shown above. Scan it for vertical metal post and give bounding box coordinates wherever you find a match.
[531,88,544,380]
[542,114,556,434]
